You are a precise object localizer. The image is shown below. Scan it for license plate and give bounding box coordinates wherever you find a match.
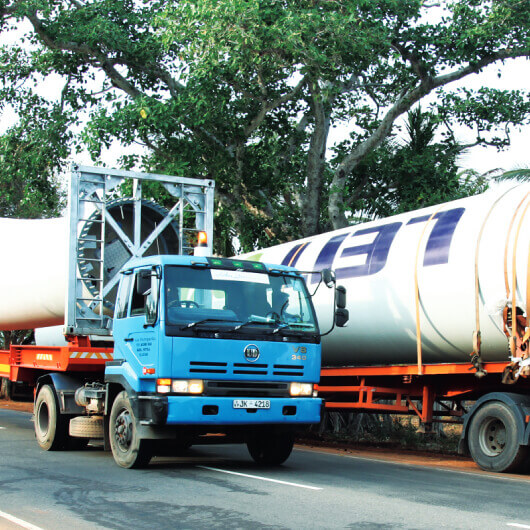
[233,399,270,409]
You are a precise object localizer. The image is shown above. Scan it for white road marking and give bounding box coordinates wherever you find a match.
[0,426,5,429]
[0,509,44,530]
[197,465,322,490]
[507,524,530,529]
[295,447,530,483]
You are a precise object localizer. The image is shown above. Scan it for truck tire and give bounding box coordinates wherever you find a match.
[34,384,68,451]
[468,401,528,473]
[109,391,153,468]
[69,416,104,439]
[247,432,294,466]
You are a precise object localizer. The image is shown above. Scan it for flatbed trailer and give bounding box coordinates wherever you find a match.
[0,338,112,388]
[318,361,516,424]
[317,360,530,472]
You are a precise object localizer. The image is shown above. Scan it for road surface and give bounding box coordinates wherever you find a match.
[1,408,530,529]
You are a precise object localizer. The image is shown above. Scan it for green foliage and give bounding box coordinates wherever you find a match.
[494,168,530,182]
[0,0,528,249]
[0,98,66,218]
[334,107,488,221]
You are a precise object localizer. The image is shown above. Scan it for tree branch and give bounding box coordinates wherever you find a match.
[243,75,308,137]
[0,1,24,17]
[328,47,530,229]
[26,12,143,99]
[391,41,432,85]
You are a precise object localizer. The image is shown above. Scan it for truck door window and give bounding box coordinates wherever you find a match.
[116,273,133,319]
[130,271,148,316]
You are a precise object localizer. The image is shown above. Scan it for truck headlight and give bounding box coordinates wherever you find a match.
[172,379,204,394]
[290,382,313,396]
[156,379,204,394]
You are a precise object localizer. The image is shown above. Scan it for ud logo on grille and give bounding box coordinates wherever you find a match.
[244,344,260,362]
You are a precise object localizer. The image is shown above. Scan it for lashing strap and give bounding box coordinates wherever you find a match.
[414,205,444,376]
[471,188,516,376]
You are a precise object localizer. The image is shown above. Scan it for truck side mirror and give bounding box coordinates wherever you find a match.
[335,308,349,327]
[335,286,348,327]
[321,268,336,288]
[336,285,346,309]
[145,268,160,326]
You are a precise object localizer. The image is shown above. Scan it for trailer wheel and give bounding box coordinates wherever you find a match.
[109,391,153,468]
[34,384,68,451]
[247,432,294,466]
[468,401,528,473]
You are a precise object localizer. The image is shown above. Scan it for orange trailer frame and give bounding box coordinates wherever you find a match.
[316,361,523,427]
[0,336,113,389]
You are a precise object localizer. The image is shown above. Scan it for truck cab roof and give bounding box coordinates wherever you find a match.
[121,255,302,276]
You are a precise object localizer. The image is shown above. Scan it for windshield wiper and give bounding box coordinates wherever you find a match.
[232,320,289,334]
[276,326,316,337]
[181,318,242,330]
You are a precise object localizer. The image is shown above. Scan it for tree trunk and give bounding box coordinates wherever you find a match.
[301,83,331,237]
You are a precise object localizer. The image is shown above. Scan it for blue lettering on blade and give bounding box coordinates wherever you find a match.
[336,222,402,280]
[281,242,310,267]
[407,208,465,266]
[307,207,465,280]
[311,233,349,283]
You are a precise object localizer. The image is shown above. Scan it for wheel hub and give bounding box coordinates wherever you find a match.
[114,409,133,452]
[479,418,506,457]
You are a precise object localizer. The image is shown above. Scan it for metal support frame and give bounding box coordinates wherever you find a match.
[65,164,215,337]
[316,362,513,426]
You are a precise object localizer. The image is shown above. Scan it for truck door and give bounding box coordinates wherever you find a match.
[122,270,159,374]
[113,271,134,361]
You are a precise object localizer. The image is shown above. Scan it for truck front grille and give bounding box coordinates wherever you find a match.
[233,362,268,375]
[273,364,304,376]
[189,361,228,374]
[205,381,290,397]
[188,361,305,378]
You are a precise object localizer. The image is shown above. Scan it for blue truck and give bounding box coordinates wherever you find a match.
[4,166,346,468]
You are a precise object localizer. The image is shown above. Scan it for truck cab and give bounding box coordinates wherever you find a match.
[106,255,322,467]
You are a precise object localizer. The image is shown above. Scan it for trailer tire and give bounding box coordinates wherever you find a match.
[109,391,153,469]
[468,401,528,473]
[34,384,68,451]
[247,432,294,466]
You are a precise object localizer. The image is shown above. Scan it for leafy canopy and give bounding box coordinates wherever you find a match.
[0,0,529,251]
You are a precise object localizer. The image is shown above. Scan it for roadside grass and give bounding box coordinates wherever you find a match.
[298,413,461,455]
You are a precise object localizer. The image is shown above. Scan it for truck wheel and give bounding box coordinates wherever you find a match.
[468,401,528,473]
[247,432,294,466]
[34,384,68,451]
[109,391,153,468]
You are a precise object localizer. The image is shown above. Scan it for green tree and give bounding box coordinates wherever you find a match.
[0,1,529,250]
[335,107,488,222]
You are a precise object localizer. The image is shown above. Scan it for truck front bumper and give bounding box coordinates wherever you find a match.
[139,395,322,425]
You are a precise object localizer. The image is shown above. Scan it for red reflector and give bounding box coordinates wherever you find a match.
[143,367,155,375]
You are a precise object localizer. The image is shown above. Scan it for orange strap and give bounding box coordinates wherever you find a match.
[287,242,309,267]
[474,187,517,354]
[526,241,530,333]
[524,241,530,343]
[414,205,444,376]
[504,192,530,299]
[511,200,530,347]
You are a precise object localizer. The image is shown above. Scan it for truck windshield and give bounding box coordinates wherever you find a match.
[164,265,318,333]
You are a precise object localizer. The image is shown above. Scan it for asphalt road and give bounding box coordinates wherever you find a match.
[1,409,530,530]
